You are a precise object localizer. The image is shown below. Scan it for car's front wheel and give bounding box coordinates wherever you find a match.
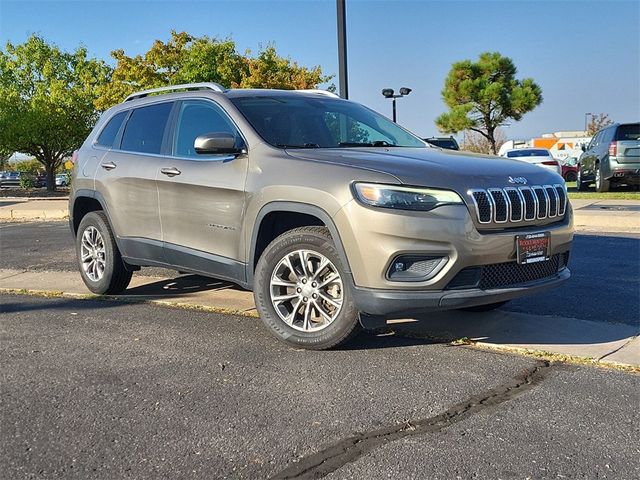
[76,211,132,294]
[253,226,361,350]
[576,167,589,191]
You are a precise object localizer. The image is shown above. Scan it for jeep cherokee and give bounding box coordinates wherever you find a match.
[70,83,573,350]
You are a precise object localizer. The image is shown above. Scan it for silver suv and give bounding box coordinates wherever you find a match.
[70,83,573,349]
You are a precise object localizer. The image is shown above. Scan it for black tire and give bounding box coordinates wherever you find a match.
[576,167,589,191]
[76,211,132,294]
[564,171,577,183]
[595,164,610,192]
[253,226,361,350]
[459,301,509,312]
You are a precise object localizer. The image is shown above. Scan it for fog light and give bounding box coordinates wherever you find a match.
[387,255,447,281]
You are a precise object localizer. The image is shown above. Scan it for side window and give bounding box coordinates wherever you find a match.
[590,131,603,149]
[173,101,238,158]
[121,102,173,154]
[96,111,127,148]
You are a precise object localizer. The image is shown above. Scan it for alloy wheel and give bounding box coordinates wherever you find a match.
[270,249,343,332]
[80,226,106,282]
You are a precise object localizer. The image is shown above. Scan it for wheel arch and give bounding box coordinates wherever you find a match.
[247,202,353,288]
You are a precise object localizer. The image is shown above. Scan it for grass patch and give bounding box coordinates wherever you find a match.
[565,181,640,200]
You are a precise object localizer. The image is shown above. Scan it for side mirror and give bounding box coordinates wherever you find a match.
[194,132,244,155]
[580,144,587,152]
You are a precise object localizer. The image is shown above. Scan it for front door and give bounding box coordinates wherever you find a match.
[156,99,248,281]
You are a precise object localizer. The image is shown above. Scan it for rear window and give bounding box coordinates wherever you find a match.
[615,124,640,141]
[506,149,550,158]
[96,111,127,148]
[425,138,458,150]
[121,102,173,154]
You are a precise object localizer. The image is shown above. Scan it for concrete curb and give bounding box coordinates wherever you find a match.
[1,268,637,368]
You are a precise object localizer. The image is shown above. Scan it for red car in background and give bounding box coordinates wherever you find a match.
[561,156,578,182]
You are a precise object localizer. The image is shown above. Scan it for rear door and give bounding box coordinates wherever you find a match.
[94,101,174,260]
[156,99,248,278]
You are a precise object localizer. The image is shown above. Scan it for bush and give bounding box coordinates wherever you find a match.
[19,174,35,189]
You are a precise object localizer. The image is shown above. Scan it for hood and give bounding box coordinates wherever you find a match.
[285,147,563,190]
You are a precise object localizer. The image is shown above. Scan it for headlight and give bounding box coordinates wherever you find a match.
[352,183,464,211]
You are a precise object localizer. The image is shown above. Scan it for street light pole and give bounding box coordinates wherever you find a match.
[392,98,397,123]
[336,0,348,99]
[584,112,592,134]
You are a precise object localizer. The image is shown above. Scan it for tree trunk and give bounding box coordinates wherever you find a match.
[487,128,498,155]
[45,163,56,192]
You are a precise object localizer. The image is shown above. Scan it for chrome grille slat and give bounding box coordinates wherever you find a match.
[468,184,567,226]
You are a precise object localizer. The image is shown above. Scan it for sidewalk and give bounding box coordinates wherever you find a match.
[0,198,68,220]
[1,196,638,232]
[1,268,637,368]
[570,199,640,232]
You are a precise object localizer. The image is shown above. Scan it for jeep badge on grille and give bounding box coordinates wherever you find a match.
[508,176,528,185]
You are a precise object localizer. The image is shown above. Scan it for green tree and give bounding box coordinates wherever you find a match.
[0,35,110,190]
[436,52,542,155]
[96,31,332,110]
[587,113,614,136]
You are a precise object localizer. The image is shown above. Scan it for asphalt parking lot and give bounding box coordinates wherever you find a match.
[2,295,639,479]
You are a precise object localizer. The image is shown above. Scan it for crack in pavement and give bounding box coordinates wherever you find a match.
[271,360,553,480]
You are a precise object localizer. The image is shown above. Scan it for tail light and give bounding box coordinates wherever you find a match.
[71,150,78,164]
[542,160,559,166]
[609,142,617,157]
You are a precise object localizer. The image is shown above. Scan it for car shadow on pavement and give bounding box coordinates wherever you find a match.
[390,308,639,349]
[123,274,247,297]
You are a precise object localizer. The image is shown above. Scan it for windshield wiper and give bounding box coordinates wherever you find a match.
[338,140,396,147]
[276,143,320,149]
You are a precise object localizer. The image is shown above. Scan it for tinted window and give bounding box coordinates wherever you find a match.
[615,124,640,141]
[174,101,238,158]
[506,149,550,158]
[425,138,458,150]
[121,102,173,154]
[231,96,425,148]
[96,111,127,147]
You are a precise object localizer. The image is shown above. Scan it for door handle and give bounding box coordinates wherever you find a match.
[160,167,181,177]
[101,161,117,171]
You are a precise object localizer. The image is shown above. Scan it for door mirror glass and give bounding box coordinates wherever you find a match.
[194,132,243,154]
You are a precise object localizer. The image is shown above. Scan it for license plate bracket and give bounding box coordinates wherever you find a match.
[516,232,550,265]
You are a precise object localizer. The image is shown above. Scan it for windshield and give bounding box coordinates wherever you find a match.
[506,149,550,158]
[230,95,426,148]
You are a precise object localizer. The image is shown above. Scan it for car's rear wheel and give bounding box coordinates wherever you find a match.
[253,226,361,350]
[595,164,610,192]
[76,211,132,294]
[564,171,577,183]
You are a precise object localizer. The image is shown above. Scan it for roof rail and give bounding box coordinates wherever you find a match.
[296,89,340,98]
[124,82,226,102]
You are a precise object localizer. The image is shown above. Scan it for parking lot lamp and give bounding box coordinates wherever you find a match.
[382,87,412,123]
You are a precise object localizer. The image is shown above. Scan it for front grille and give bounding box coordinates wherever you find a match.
[446,253,569,290]
[469,184,567,225]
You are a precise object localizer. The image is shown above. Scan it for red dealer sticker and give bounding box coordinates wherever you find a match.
[516,232,550,265]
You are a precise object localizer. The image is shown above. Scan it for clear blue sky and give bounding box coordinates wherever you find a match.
[1,0,638,139]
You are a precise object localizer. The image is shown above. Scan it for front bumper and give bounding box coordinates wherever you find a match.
[353,268,569,316]
[333,199,573,316]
